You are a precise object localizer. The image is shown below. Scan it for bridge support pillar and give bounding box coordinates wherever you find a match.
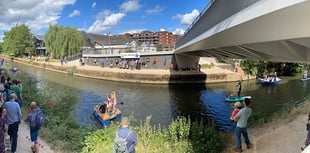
[175,54,200,71]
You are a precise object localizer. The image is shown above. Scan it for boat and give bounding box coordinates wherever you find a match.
[93,105,122,126]
[258,78,281,85]
[225,96,252,103]
[300,78,310,81]
[93,91,122,126]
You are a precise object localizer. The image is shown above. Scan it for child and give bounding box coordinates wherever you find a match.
[230,102,242,120]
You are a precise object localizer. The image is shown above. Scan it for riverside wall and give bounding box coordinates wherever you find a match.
[7,57,255,84]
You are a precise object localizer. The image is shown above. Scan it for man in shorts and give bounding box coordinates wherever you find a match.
[25,102,42,153]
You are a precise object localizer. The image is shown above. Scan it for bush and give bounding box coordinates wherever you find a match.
[81,116,224,153]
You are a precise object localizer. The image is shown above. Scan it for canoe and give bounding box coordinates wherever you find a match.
[225,96,252,102]
[93,105,122,126]
[258,78,281,85]
[301,78,310,81]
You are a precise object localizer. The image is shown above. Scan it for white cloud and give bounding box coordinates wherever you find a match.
[172,9,200,25]
[173,28,185,35]
[0,0,76,33]
[88,12,126,33]
[145,5,164,15]
[160,28,166,32]
[95,10,113,20]
[120,0,142,13]
[68,10,80,18]
[92,2,96,8]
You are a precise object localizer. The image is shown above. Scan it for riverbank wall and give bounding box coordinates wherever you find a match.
[7,56,255,84]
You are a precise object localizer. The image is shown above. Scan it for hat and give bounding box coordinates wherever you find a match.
[121,117,129,126]
[234,102,242,107]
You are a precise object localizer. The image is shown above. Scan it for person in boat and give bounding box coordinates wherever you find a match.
[235,81,242,97]
[304,69,308,79]
[99,102,107,114]
[273,72,277,82]
[107,91,117,114]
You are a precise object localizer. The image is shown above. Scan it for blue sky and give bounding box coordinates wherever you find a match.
[0,0,210,41]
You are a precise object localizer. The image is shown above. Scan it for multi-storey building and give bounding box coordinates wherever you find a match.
[123,31,181,51]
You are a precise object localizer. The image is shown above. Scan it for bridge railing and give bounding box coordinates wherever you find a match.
[184,0,215,35]
[176,0,260,49]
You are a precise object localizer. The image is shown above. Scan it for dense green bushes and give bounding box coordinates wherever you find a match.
[82,116,224,153]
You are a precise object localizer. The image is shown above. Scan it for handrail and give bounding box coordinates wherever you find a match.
[184,0,215,34]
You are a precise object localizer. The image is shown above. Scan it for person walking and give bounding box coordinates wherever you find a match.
[25,101,44,153]
[114,117,138,153]
[232,98,252,152]
[10,80,23,108]
[3,93,22,153]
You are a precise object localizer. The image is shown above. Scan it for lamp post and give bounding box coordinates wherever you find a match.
[108,32,111,54]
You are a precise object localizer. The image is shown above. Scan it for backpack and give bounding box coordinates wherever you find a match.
[30,108,45,130]
[5,89,12,101]
[114,131,132,153]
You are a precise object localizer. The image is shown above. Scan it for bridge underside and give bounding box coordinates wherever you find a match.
[175,0,310,66]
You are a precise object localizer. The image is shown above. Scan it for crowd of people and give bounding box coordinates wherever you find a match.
[0,71,24,153]
[0,69,45,153]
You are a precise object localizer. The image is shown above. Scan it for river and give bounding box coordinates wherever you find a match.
[9,62,310,131]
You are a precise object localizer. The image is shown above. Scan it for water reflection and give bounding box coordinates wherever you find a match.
[200,90,234,131]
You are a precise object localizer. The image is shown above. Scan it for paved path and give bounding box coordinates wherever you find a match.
[5,121,55,153]
[222,103,310,153]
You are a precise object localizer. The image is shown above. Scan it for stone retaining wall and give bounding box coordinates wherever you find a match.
[8,57,253,84]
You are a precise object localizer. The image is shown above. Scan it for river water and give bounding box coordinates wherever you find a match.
[10,62,310,131]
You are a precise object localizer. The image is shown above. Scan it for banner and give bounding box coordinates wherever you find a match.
[120,53,140,58]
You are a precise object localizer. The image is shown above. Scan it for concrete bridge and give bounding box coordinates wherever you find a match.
[175,0,310,68]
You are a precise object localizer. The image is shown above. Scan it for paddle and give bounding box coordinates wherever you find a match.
[243,96,252,99]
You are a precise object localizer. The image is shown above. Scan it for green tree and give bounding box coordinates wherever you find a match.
[45,24,84,59]
[240,60,259,79]
[2,24,34,56]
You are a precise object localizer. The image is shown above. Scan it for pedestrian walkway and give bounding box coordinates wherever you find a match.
[4,121,54,153]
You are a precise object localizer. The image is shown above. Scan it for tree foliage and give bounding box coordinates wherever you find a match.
[2,24,34,56]
[45,24,84,59]
[240,60,304,77]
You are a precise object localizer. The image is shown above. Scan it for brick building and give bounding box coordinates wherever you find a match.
[123,31,181,51]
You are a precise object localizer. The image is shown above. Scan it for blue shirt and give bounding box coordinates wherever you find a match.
[3,100,22,124]
[117,127,138,153]
[236,107,252,128]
